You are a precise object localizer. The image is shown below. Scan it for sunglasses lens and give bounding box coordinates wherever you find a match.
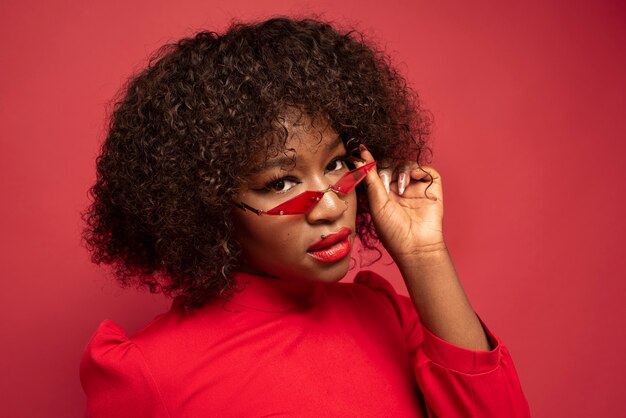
[264,161,376,216]
[266,191,325,215]
[332,161,376,194]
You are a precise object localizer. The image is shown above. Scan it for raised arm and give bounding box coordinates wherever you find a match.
[356,145,530,416]
[357,145,489,350]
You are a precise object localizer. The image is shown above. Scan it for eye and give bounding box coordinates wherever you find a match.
[326,158,349,173]
[264,177,300,193]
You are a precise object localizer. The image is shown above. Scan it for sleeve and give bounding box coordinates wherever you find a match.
[79,320,171,418]
[354,270,530,418]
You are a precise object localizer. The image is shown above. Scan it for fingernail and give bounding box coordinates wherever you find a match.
[399,173,407,195]
[359,144,367,152]
[380,172,390,194]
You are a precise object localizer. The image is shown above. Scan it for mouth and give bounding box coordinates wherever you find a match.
[307,227,352,263]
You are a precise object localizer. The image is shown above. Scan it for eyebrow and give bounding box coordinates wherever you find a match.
[248,135,344,175]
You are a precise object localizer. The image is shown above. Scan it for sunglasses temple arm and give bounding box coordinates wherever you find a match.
[234,202,265,216]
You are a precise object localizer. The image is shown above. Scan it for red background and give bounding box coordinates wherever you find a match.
[1,0,624,416]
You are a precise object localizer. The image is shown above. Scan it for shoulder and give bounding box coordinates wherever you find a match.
[348,270,420,332]
[353,270,399,293]
[80,320,140,369]
[80,319,161,387]
[80,299,230,385]
[80,320,171,417]
[352,270,412,312]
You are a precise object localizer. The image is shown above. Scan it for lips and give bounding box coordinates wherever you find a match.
[307,227,352,251]
[307,227,352,263]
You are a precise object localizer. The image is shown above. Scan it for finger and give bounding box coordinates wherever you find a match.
[378,167,392,195]
[409,166,441,201]
[396,162,411,196]
[356,144,389,209]
[410,166,440,182]
[376,158,394,195]
[401,180,441,201]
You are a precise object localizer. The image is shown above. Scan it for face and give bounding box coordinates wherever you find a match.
[232,114,358,284]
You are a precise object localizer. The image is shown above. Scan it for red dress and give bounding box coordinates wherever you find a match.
[80,270,530,417]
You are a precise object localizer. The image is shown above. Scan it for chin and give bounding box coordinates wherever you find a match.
[241,247,353,283]
[306,257,352,283]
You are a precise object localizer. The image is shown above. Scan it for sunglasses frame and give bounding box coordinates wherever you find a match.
[235,161,376,216]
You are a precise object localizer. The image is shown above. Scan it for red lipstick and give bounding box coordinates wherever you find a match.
[307,227,352,263]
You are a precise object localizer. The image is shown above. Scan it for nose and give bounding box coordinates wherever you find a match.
[305,188,348,224]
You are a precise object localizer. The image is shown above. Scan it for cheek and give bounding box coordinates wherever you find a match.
[232,214,297,253]
[232,215,310,277]
[348,192,359,219]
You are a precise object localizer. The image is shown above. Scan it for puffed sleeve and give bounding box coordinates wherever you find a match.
[79,320,171,418]
[354,271,530,417]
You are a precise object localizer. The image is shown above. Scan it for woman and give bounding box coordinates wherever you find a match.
[80,17,530,416]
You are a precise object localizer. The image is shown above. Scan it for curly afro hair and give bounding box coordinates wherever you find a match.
[82,17,432,308]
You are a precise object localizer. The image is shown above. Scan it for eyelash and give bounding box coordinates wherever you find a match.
[259,155,352,194]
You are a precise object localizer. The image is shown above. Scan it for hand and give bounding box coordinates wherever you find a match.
[355,145,445,266]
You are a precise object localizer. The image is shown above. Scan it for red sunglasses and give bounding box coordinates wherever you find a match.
[235,161,376,216]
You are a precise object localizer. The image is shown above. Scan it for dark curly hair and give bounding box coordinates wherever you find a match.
[82,17,432,308]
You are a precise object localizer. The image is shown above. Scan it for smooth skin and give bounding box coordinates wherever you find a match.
[357,145,491,351]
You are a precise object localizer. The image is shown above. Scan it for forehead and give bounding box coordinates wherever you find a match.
[280,110,339,151]
[249,113,344,174]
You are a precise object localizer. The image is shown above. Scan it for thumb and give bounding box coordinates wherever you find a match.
[356,145,389,211]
